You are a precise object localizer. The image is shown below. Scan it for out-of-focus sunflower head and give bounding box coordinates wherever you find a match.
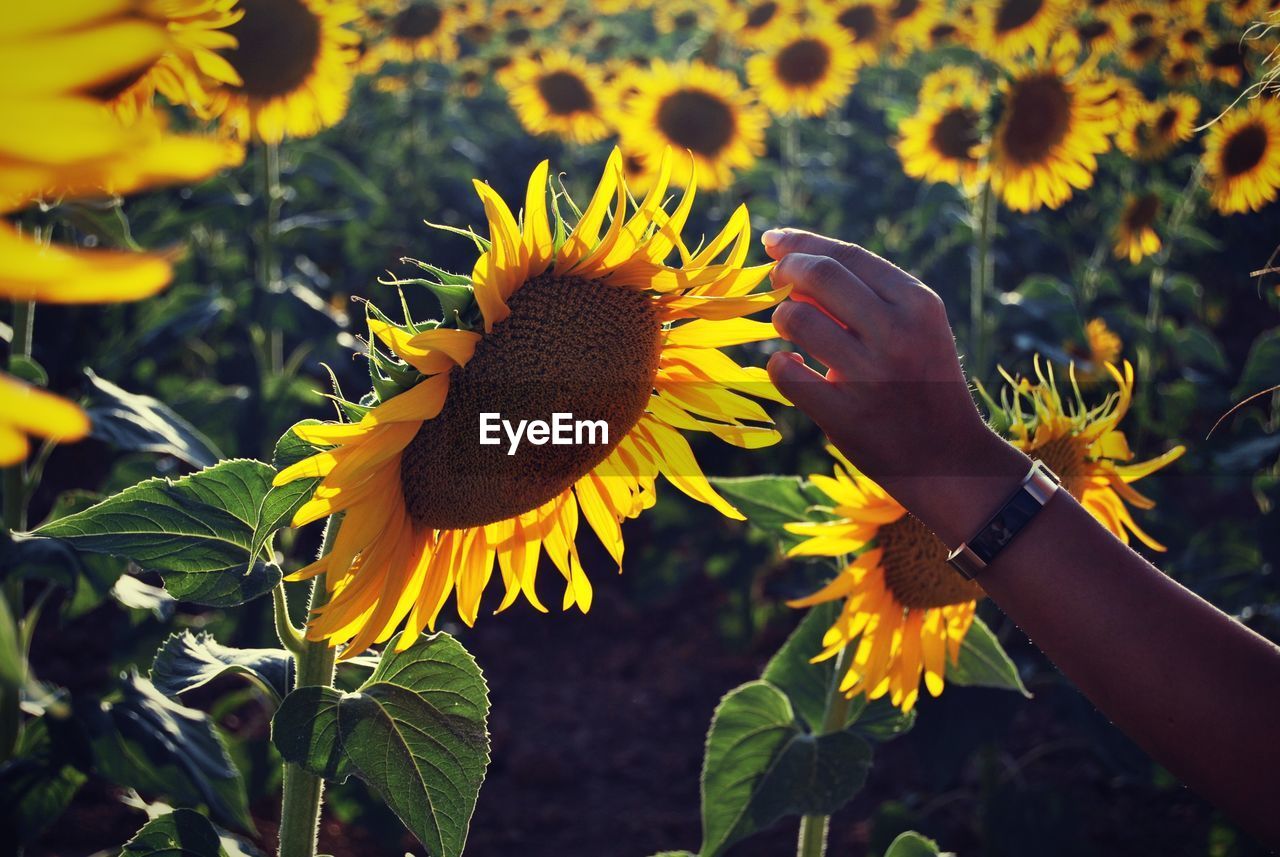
[273,148,790,655]
[884,0,944,57]
[1067,318,1124,379]
[896,67,991,191]
[205,0,361,143]
[720,0,793,49]
[1203,97,1280,215]
[1072,12,1126,58]
[981,358,1184,550]
[1113,192,1162,264]
[1117,93,1200,162]
[820,0,891,65]
[745,22,859,118]
[653,0,714,35]
[784,446,982,712]
[503,50,612,144]
[972,0,1073,64]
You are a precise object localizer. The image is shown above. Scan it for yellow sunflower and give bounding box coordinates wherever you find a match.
[1117,93,1199,161]
[1070,317,1123,377]
[723,0,792,49]
[93,0,244,123]
[1161,54,1200,88]
[1072,14,1125,57]
[897,70,990,190]
[883,0,944,54]
[988,360,1184,550]
[972,0,1073,63]
[821,0,891,65]
[206,0,360,143]
[503,51,611,144]
[1169,21,1209,59]
[923,18,974,50]
[1223,0,1267,26]
[618,60,768,189]
[654,1,714,35]
[784,447,982,712]
[273,149,789,655]
[364,0,474,67]
[1119,25,1165,70]
[1113,192,1161,264]
[1,4,242,461]
[745,24,859,118]
[1204,39,1250,88]
[988,40,1122,212]
[1203,97,1280,215]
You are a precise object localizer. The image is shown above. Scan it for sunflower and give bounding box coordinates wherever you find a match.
[897,70,990,190]
[822,0,891,65]
[784,447,982,712]
[504,51,611,144]
[1204,39,1250,88]
[273,149,789,654]
[654,1,714,34]
[1119,26,1164,70]
[618,60,768,189]
[884,0,943,54]
[94,0,244,123]
[723,0,792,49]
[988,40,1122,212]
[1113,192,1161,263]
[368,0,473,66]
[745,25,859,118]
[972,0,1072,63]
[1223,0,1267,26]
[1,4,242,461]
[206,0,360,143]
[987,359,1184,550]
[1116,93,1198,161]
[1168,21,1209,59]
[1202,97,1280,215]
[1071,317,1123,376]
[924,18,973,50]
[1161,53,1200,88]
[1072,14,1125,57]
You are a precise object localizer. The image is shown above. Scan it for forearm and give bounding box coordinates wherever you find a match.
[907,432,1280,846]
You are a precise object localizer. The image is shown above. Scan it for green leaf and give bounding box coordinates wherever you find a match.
[37,459,284,607]
[81,672,252,832]
[947,617,1029,696]
[0,717,87,845]
[0,532,79,590]
[1234,327,1280,400]
[884,831,946,857]
[8,355,47,386]
[151,631,293,705]
[699,681,871,857]
[252,422,323,559]
[119,808,228,857]
[83,371,222,468]
[709,476,828,548]
[272,632,490,857]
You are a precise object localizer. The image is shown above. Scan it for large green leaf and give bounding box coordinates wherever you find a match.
[83,371,222,469]
[699,681,871,857]
[947,616,1030,696]
[884,831,947,857]
[119,808,228,857]
[272,632,489,857]
[151,631,292,705]
[709,476,829,546]
[251,421,323,559]
[80,672,252,832]
[36,459,285,607]
[1233,327,1280,400]
[0,717,87,846]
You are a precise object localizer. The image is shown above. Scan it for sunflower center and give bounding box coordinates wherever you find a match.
[1222,123,1268,177]
[1028,435,1089,496]
[673,11,699,28]
[1076,20,1109,44]
[399,275,663,531]
[774,39,831,86]
[996,0,1045,33]
[889,0,919,21]
[1129,11,1154,29]
[656,89,737,156]
[1208,43,1244,70]
[1001,74,1072,164]
[933,106,983,161]
[223,0,323,99]
[392,2,443,39]
[1154,107,1178,137]
[1124,193,1159,230]
[86,65,152,103]
[1128,34,1159,60]
[878,515,983,609]
[745,1,779,29]
[837,6,880,41]
[1180,28,1204,46]
[538,70,595,114]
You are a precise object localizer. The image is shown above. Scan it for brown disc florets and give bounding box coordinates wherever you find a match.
[224,0,323,99]
[400,275,663,530]
[878,515,983,609]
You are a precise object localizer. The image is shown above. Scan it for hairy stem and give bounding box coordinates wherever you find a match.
[277,517,341,857]
[796,644,857,857]
[969,182,996,382]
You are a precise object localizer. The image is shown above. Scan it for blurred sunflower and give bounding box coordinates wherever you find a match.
[504,51,611,144]
[618,60,767,189]
[94,0,244,123]
[972,0,1072,62]
[1072,14,1124,57]
[364,0,472,67]
[884,0,942,53]
[897,70,990,190]
[1113,192,1161,264]
[273,149,789,654]
[206,0,359,143]
[822,0,891,65]
[452,59,487,98]
[1203,97,1280,215]
[1,4,242,461]
[1204,40,1249,88]
[987,360,1184,550]
[924,19,973,50]
[784,448,981,712]
[1223,0,1267,26]
[1117,93,1199,161]
[723,0,791,49]
[1169,21,1209,59]
[988,40,1122,212]
[745,24,858,117]
[654,1,713,35]
[1073,318,1123,374]
[1162,54,1200,88]
[1120,26,1164,70]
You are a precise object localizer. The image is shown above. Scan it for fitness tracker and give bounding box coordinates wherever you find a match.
[947,460,1061,580]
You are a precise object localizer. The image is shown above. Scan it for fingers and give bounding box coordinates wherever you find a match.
[770,252,884,334]
[772,300,863,378]
[762,228,921,299]
[766,351,846,427]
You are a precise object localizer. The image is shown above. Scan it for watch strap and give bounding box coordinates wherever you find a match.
[947,460,1060,580]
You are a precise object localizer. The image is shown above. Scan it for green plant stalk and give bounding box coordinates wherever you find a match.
[778,115,801,223]
[969,182,996,382]
[277,516,341,857]
[795,643,857,857]
[0,299,35,762]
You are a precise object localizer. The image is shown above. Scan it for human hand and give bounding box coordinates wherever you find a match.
[763,228,1029,545]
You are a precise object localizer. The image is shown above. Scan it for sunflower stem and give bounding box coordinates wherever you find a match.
[277,516,341,857]
[272,582,306,658]
[969,182,996,382]
[796,642,857,857]
[779,115,801,222]
[259,142,284,376]
[0,299,35,763]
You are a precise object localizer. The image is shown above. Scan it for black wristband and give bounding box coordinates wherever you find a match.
[947,460,1061,580]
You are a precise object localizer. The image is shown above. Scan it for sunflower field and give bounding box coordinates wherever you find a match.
[3,0,1280,855]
